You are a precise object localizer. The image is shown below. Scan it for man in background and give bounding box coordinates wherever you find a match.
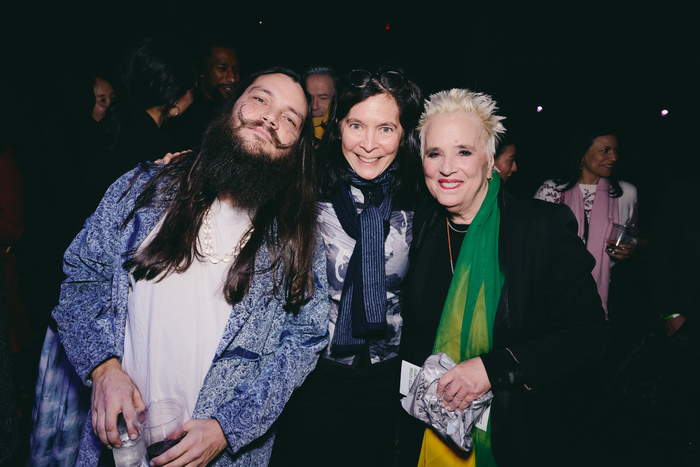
[302,65,337,142]
[168,39,241,150]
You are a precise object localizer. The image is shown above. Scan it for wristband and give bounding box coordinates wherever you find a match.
[664,313,681,320]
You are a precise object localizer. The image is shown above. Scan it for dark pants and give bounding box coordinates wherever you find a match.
[271,356,400,467]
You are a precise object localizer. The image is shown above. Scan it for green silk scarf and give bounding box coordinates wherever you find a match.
[433,175,504,467]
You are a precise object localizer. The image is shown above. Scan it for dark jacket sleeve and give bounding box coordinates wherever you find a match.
[481,201,609,392]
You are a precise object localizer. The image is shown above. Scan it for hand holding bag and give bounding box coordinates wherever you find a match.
[401,353,493,452]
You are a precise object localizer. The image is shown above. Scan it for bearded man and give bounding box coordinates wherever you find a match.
[53,68,329,467]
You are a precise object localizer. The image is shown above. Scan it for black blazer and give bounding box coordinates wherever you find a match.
[399,189,610,467]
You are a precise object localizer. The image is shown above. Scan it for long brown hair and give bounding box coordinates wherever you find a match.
[123,67,317,310]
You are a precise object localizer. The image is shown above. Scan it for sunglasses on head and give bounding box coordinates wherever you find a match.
[347,69,405,91]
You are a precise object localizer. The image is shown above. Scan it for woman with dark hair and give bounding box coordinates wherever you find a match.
[86,34,198,214]
[534,127,638,318]
[30,35,196,467]
[493,136,517,182]
[28,71,117,467]
[271,67,423,466]
[89,76,116,122]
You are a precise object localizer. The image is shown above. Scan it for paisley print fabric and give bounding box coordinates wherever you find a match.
[317,186,412,365]
[29,326,90,467]
[52,163,330,466]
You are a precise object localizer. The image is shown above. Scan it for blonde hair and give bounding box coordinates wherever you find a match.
[417,88,506,164]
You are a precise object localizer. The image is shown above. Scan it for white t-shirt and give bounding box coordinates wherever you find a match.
[122,199,251,417]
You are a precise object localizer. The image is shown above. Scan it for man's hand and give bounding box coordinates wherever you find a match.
[149,419,228,466]
[436,357,491,412]
[90,358,144,448]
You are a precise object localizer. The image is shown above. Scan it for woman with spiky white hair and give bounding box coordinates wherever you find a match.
[398,89,609,467]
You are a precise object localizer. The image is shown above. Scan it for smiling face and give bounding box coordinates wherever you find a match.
[422,113,492,224]
[202,46,241,101]
[340,93,403,181]
[230,73,308,158]
[91,77,115,122]
[580,135,618,184]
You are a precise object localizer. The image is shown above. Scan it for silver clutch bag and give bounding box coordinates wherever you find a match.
[400,352,493,451]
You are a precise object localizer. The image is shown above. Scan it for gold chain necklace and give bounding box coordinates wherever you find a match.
[447,218,454,274]
[447,218,469,274]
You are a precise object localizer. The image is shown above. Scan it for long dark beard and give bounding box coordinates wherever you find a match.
[199,113,297,210]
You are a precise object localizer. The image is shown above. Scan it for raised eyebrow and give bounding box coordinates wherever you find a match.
[247,86,303,121]
[246,86,277,106]
[248,85,273,97]
[286,106,303,122]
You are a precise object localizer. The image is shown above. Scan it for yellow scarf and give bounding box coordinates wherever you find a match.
[313,107,330,139]
[419,176,503,467]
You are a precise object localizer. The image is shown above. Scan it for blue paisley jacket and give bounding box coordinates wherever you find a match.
[52,163,330,466]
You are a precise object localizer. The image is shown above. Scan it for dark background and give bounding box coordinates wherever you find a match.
[0,0,694,463]
[2,0,693,230]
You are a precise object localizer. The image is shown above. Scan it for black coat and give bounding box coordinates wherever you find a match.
[398,190,610,467]
[83,108,179,220]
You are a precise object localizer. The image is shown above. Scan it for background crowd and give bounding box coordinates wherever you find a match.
[0,1,696,466]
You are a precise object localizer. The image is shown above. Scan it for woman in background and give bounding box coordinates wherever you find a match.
[534,126,637,318]
[30,35,197,467]
[398,89,609,466]
[89,76,116,122]
[492,136,517,182]
[85,34,197,214]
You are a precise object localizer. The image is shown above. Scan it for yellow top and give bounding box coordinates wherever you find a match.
[313,107,330,139]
